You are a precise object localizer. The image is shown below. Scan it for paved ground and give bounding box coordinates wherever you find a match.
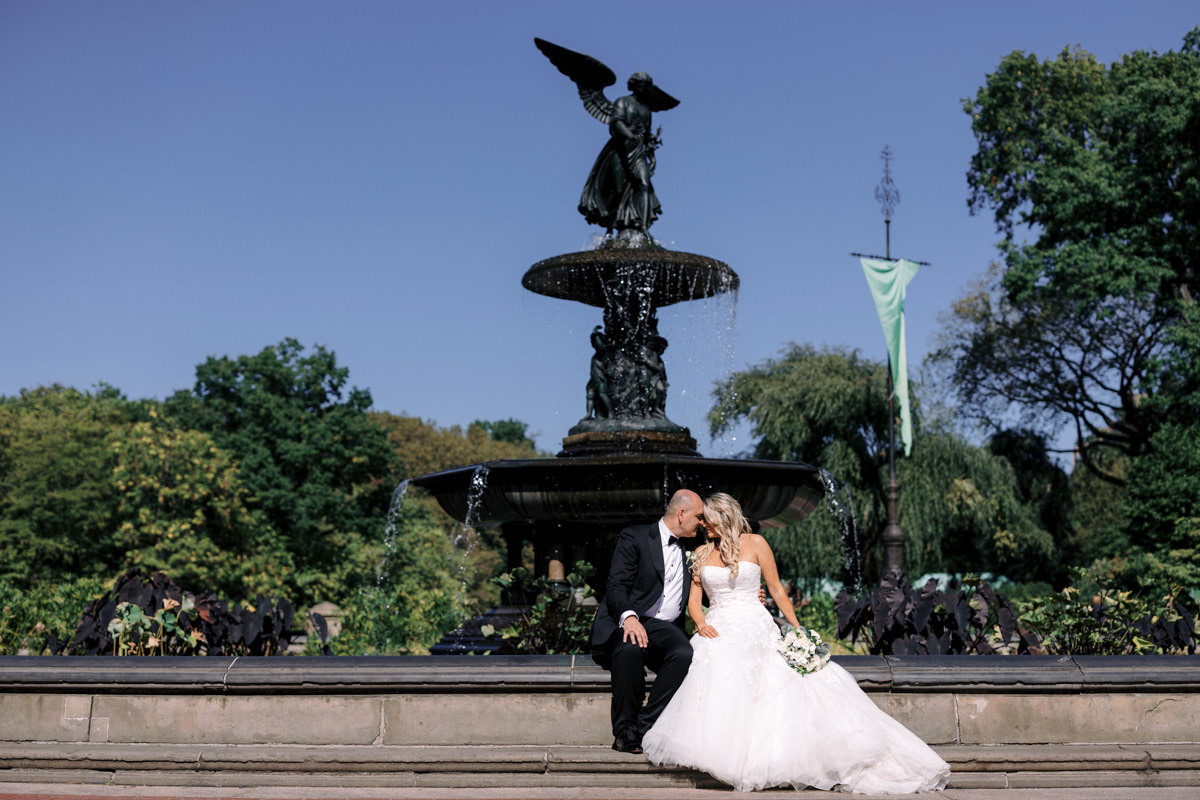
[2,785,1200,800]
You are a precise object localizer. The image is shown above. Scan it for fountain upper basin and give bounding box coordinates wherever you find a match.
[522,248,738,308]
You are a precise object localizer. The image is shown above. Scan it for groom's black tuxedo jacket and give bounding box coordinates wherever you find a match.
[591,521,689,651]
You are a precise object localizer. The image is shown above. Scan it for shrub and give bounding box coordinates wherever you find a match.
[324,499,467,655]
[0,576,108,655]
[65,568,300,656]
[1017,568,1196,655]
[795,591,838,640]
[484,562,597,655]
[835,572,1027,655]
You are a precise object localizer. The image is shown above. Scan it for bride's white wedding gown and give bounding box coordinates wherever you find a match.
[642,562,950,794]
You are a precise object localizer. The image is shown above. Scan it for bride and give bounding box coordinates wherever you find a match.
[642,493,950,794]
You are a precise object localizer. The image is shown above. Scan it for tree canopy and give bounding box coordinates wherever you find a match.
[163,339,400,605]
[0,386,130,585]
[0,338,554,653]
[109,414,292,600]
[472,418,537,450]
[709,344,1060,586]
[374,412,541,480]
[942,29,1200,484]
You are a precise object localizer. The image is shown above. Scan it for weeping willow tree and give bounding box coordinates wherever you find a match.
[710,344,1061,589]
[898,430,1055,581]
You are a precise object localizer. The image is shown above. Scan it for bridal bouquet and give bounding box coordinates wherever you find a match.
[776,624,831,675]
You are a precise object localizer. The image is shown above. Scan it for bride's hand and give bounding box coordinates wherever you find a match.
[697,623,719,638]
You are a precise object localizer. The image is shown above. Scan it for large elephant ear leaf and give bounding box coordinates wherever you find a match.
[912,580,939,634]
[997,603,1016,645]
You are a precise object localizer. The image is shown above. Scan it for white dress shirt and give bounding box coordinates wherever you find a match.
[621,519,686,627]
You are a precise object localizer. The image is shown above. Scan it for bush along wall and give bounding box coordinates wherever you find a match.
[63,568,313,656]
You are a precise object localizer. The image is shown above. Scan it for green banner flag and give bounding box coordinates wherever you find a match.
[860,258,921,456]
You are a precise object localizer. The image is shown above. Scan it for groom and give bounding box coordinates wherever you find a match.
[591,489,705,754]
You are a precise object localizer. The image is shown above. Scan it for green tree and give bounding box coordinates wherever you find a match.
[710,344,1055,585]
[987,429,1074,555]
[373,413,541,480]
[472,418,537,449]
[934,263,1167,483]
[108,413,292,600]
[0,385,294,604]
[164,339,398,606]
[1067,443,1131,565]
[1122,403,1200,593]
[947,30,1200,483]
[900,428,1054,583]
[710,344,890,585]
[0,386,132,586]
[1125,301,1200,568]
[329,496,466,654]
[371,412,544,614]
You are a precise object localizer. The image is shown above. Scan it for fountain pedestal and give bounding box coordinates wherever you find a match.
[523,246,737,456]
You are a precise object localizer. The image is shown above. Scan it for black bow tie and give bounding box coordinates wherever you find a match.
[667,535,679,547]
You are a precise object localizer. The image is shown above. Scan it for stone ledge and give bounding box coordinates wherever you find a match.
[2,744,1200,790]
[4,743,1199,771]
[3,655,1199,694]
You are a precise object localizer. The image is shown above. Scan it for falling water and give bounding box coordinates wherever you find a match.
[377,479,411,587]
[583,230,660,251]
[464,464,490,528]
[671,286,740,457]
[448,464,491,607]
[818,469,863,593]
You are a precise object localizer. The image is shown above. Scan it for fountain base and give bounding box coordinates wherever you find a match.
[558,429,699,457]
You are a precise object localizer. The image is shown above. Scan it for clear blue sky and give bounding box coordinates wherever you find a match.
[3,2,1196,460]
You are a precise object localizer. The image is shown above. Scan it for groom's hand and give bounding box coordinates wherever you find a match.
[621,616,648,648]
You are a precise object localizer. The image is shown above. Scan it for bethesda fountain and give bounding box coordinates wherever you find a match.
[412,40,825,647]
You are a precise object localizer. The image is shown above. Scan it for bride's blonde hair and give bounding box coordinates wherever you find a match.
[691,492,752,581]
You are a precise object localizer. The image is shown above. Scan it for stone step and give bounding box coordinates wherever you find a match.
[3,743,1199,790]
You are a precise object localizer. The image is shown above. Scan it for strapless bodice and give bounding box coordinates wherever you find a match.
[701,561,763,608]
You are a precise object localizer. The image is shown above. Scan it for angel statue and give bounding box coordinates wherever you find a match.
[535,38,680,238]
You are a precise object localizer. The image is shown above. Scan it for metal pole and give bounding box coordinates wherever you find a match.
[875,147,905,581]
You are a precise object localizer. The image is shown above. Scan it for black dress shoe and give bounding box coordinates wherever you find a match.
[612,737,644,754]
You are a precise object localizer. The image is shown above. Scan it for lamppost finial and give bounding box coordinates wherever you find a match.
[875,146,899,257]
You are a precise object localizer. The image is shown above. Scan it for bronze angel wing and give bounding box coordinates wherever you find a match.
[534,37,617,124]
[639,83,680,113]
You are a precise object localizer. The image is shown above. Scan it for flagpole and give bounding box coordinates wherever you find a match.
[871,146,906,582]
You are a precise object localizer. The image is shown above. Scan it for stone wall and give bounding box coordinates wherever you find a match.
[1,655,1198,789]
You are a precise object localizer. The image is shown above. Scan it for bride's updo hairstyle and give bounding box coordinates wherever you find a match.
[692,492,752,581]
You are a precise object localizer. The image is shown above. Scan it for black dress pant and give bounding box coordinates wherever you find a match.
[608,617,693,741]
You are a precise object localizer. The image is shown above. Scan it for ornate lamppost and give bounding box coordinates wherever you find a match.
[852,146,929,581]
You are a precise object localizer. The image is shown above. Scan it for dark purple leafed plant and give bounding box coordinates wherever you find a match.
[60,568,309,656]
[835,572,1033,655]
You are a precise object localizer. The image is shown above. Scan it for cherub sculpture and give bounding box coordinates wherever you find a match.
[535,38,680,238]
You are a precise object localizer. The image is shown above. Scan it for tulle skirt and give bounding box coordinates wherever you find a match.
[642,599,949,794]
